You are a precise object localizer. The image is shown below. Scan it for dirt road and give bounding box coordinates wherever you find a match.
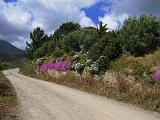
[3,69,160,120]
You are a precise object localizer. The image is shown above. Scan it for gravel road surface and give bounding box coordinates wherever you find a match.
[3,69,160,120]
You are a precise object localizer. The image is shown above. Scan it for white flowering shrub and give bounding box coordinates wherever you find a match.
[36,58,44,66]
[90,62,99,75]
[74,63,85,73]
[86,59,92,66]
[70,64,75,70]
[73,53,80,62]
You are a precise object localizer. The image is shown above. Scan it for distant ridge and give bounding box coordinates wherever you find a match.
[0,40,25,61]
[0,40,24,54]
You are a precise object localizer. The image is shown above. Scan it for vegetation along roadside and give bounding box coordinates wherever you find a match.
[21,14,160,113]
[0,69,19,120]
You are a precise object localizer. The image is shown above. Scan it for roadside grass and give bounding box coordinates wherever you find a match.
[20,65,160,113]
[0,71,18,120]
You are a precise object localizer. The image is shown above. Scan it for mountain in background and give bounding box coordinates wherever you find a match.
[0,40,25,61]
[0,40,24,54]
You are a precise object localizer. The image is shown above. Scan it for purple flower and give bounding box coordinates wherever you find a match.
[154,71,160,81]
[36,61,71,73]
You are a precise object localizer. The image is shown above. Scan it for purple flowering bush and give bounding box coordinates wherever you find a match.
[36,61,71,73]
[154,71,160,81]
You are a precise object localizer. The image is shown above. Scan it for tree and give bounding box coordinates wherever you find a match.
[88,31,121,70]
[119,15,160,56]
[26,27,48,59]
[62,29,98,52]
[27,27,48,48]
[97,21,108,37]
[89,32,116,59]
[53,22,81,39]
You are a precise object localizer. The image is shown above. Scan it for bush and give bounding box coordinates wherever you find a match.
[0,63,3,70]
[109,55,152,81]
[36,58,44,66]
[156,98,160,108]
[53,22,81,39]
[33,47,46,58]
[89,32,121,58]
[119,15,160,56]
[20,63,36,76]
[52,49,64,59]
[74,63,85,74]
[63,29,98,52]
[89,62,99,75]
[72,53,80,62]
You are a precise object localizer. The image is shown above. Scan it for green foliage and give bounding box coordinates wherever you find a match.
[119,15,160,56]
[88,31,121,70]
[156,98,160,108]
[52,49,64,59]
[53,22,80,39]
[25,15,160,76]
[20,62,36,76]
[74,63,85,74]
[26,27,48,59]
[29,27,48,48]
[109,56,152,81]
[143,76,155,84]
[0,63,3,70]
[33,46,46,58]
[97,56,109,73]
[0,61,23,70]
[63,29,98,52]
[97,21,108,37]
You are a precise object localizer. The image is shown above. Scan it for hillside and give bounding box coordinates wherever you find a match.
[0,40,25,61]
[0,40,24,54]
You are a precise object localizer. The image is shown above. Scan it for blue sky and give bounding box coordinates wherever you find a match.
[4,0,109,24]
[82,1,112,24]
[0,0,160,49]
[3,0,17,3]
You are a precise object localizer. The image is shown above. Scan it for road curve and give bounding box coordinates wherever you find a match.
[3,69,160,120]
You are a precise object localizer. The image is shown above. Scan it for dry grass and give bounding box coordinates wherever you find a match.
[25,69,160,113]
[20,50,160,113]
[135,49,160,70]
[0,71,18,120]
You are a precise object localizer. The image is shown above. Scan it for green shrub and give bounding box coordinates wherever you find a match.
[20,63,36,76]
[0,63,3,70]
[89,62,99,75]
[88,31,121,68]
[119,15,160,56]
[74,63,85,74]
[63,29,98,52]
[109,55,152,81]
[72,54,80,62]
[156,98,160,108]
[52,49,64,58]
[33,47,46,58]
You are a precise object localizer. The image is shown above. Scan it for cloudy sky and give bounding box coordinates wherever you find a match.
[0,0,160,49]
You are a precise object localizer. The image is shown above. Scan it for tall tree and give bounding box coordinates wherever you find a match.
[97,21,108,37]
[27,27,48,48]
[53,22,81,39]
[118,15,160,56]
[26,27,48,59]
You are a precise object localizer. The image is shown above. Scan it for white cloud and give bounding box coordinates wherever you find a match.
[99,13,128,30]
[100,0,160,30]
[111,0,160,16]
[1,0,159,49]
[79,11,96,27]
[0,0,97,49]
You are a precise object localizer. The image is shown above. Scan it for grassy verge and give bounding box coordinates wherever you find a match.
[0,71,18,120]
[20,66,160,113]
